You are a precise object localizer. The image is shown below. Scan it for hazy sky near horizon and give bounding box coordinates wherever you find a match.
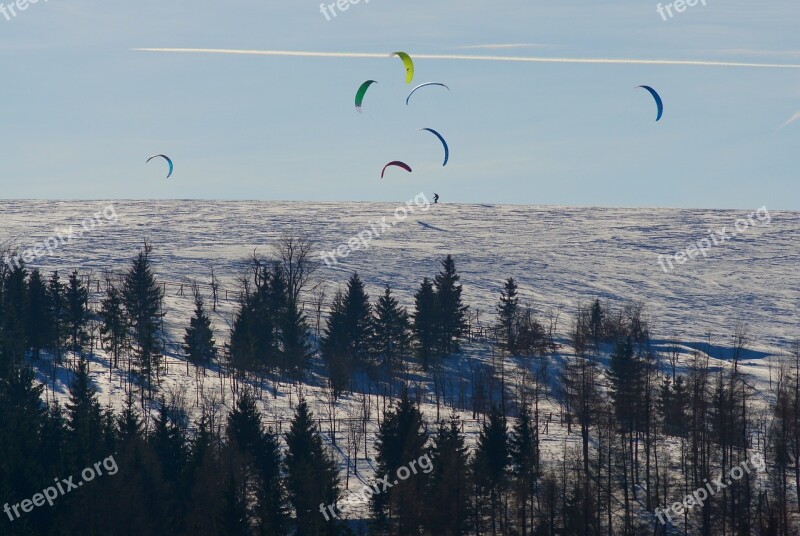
[0,0,798,208]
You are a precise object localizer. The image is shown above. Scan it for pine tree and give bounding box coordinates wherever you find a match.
[121,244,164,400]
[589,298,605,346]
[472,406,509,535]
[371,285,411,376]
[150,396,188,485]
[412,277,439,370]
[66,270,89,355]
[280,299,312,381]
[321,290,351,397]
[26,268,52,360]
[65,359,104,466]
[433,255,468,355]
[343,273,372,365]
[372,390,428,534]
[510,404,540,535]
[48,271,68,363]
[424,415,471,535]
[100,283,127,369]
[497,277,519,355]
[1,264,28,364]
[184,290,217,366]
[285,399,346,535]
[218,474,250,536]
[225,389,288,534]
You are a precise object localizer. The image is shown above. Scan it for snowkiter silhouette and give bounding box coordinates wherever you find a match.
[433,193,439,204]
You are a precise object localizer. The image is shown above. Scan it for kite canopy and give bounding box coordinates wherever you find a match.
[637,85,664,122]
[418,128,449,166]
[391,52,414,84]
[406,83,450,105]
[381,161,412,179]
[146,154,174,178]
[355,80,378,112]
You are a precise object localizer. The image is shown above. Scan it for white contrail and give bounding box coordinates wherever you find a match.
[132,48,800,69]
[778,112,800,130]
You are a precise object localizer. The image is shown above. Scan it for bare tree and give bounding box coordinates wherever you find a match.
[209,267,220,311]
[310,282,328,338]
[274,231,316,305]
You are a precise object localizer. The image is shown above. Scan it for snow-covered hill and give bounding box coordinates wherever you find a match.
[2,200,796,353]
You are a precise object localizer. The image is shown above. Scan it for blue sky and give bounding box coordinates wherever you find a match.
[0,0,798,208]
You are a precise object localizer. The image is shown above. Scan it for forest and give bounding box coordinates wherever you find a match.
[0,237,797,535]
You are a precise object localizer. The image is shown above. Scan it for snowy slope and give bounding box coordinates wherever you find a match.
[1,200,796,352]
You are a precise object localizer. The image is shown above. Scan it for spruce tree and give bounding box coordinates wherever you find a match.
[66,270,89,355]
[26,268,52,360]
[121,243,164,400]
[343,273,372,365]
[65,359,104,466]
[510,404,540,534]
[100,283,127,369]
[472,406,509,535]
[412,277,438,370]
[372,390,428,533]
[1,265,28,364]
[284,399,346,535]
[321,290,351,397]
[371,285,411,376]
[225,389,288,534]
[497,277,519,355]
[280,299,312,381]
[184,291,217,366]
[48,271,68,363]
[589,298,605,346]
[433,255,468,355]
[424,415,471,535]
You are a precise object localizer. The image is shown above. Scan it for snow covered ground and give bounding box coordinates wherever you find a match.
[1,200,797,523]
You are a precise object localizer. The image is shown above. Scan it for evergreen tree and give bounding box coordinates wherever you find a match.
[26,268,52,360]
[66,270,89,355]
[218,474,250,536]
[0,365,47,527]
[497,277,519,355]
[433,255,468,355]
[121,244,164,400]
[589,298,605,346]
[343,273,372,365]
[472,406,509,535]
[184,290,217,366]
[100,283,127,369]
[412,277,439,370]
[48,271,69,363]
[1,265,28,364]
[372,390,428,534]
[65,359,104,466]
[150,396,188,485]
[371,285,411,376]
[280,299,313,381]
[321,290,351,397]
[424,415,471,535]
[284,399,346,535]
[225,389,288,534]
[510,404,540,535]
